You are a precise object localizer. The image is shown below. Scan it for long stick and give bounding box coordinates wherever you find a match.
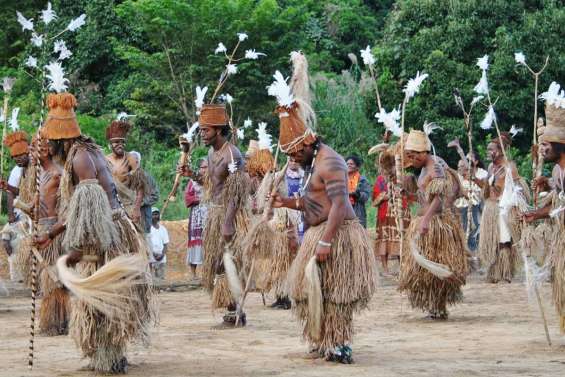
[1,96,9,217]
[534,285,552,347]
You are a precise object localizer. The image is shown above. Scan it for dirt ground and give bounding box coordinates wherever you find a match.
[2,272,565,377]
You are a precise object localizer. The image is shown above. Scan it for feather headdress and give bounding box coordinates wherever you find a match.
[256,122,273,151]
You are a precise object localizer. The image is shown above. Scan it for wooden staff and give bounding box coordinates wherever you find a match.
[236,153,286,326]
[161,136,191,217]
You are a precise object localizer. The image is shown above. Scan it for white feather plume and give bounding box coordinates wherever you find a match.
[195,85,208,110]
[31,33,44,47]
[41,2,57,25]
[514,52,526,65]
[423,121,441,136]
[0,109,4,123]
[226,64,237,75]
[267,70,294,108]
[403,71,428,101]
[237,32,248,42]
[9,108,20,131]
[509,125,523,138]
[540,82,565,108]
[471,95,484,106]
[66,14,86,32]
[236,128,244,140]
[183,122,199,143]
[45,61,69,93]
[25,56,38,68]
[480,106,496,130]
[360,45,375,66]
[16,11,34,32]
[243,117,252,128]
[375,107,401,137]
[474,70,489,95]
[476,55,489,71]
[245,49,266,60]
[116,112,135,121]
[256,122,272,151]
[214,43,227,55]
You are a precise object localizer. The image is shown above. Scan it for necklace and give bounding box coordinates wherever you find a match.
[489,165,504,186]
[557,165,565,200]
[299,144,319,196]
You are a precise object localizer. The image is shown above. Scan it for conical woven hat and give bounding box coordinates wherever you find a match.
[106,120,132,141]
[540,104,565,143]
[276,103,316,154]
[42,93,81,140]
[4,131,29,157]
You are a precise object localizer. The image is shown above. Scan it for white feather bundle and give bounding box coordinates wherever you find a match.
[245,49,266,60]
[116,112,134,121]
[195,85,208,111]
[471,95,484,106]
[474,70,489,95]
[360,45,375,66]
[31,33,44,47]
[236,128,244,140]
[25,56,38,68]
[243,117,252,128]
[256,122,272,151]
[375,107,401,137]
[423,121,441,136]
[41,2,56,25]
[509,125,523,138]
[476,55,489,71]
[474,167,489,180]
[9,108,20,131]
[0,109,4,123]
[480,106,496,130]
[16,11,34,32]
[403,71,428,101]
[267,71,294,108]
[539,82,565,108]
[45,61,69,93]
[214,43,227,54]
[514,52,526,65]
[184,121,199,143]
[66,14,86,32]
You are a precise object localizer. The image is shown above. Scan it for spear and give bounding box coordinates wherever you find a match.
[515,54,549,206]
[1,77,16,217]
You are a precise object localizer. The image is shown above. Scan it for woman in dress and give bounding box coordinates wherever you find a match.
[184,159,209,281]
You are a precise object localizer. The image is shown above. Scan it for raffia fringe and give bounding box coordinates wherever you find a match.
[399,210,468,313]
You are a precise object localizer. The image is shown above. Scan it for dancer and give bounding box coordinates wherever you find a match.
[524,85,565,332]
[478,133,530,283]
[371,139,412,276]
[399,130,468,320]
[269,52,376,363]
[105,120,145,228]
[34,92,154,373]
[179,103,250,327]
[0,130,32,283]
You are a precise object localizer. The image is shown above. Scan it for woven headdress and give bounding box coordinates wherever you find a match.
[269,51,317,154]
[539,82,565,144]
[198,104,230,128]
[4,131,29,157]
[106,120,132,141]
[405,130,431,153]
[42,92,81,140]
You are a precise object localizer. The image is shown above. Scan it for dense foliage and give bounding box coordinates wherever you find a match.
[1,0,564,220]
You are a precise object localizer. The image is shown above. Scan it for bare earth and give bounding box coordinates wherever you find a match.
[1,275,565,377]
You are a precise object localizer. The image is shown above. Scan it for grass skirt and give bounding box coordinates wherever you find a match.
[65,182,155,373]
[549,192,565,333]
[38,217,70,336]
[202,205,249,309]
[287,219,376,353]
[399,209,468,314]
[478,199,518,282]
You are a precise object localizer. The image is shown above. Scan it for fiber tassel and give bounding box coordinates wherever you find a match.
[56,254,149,321]
[305,256,323,342]
[223,251,242,302]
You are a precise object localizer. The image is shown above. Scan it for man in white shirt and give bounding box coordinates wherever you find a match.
[149,207,169,280]
[0,131,31,282]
